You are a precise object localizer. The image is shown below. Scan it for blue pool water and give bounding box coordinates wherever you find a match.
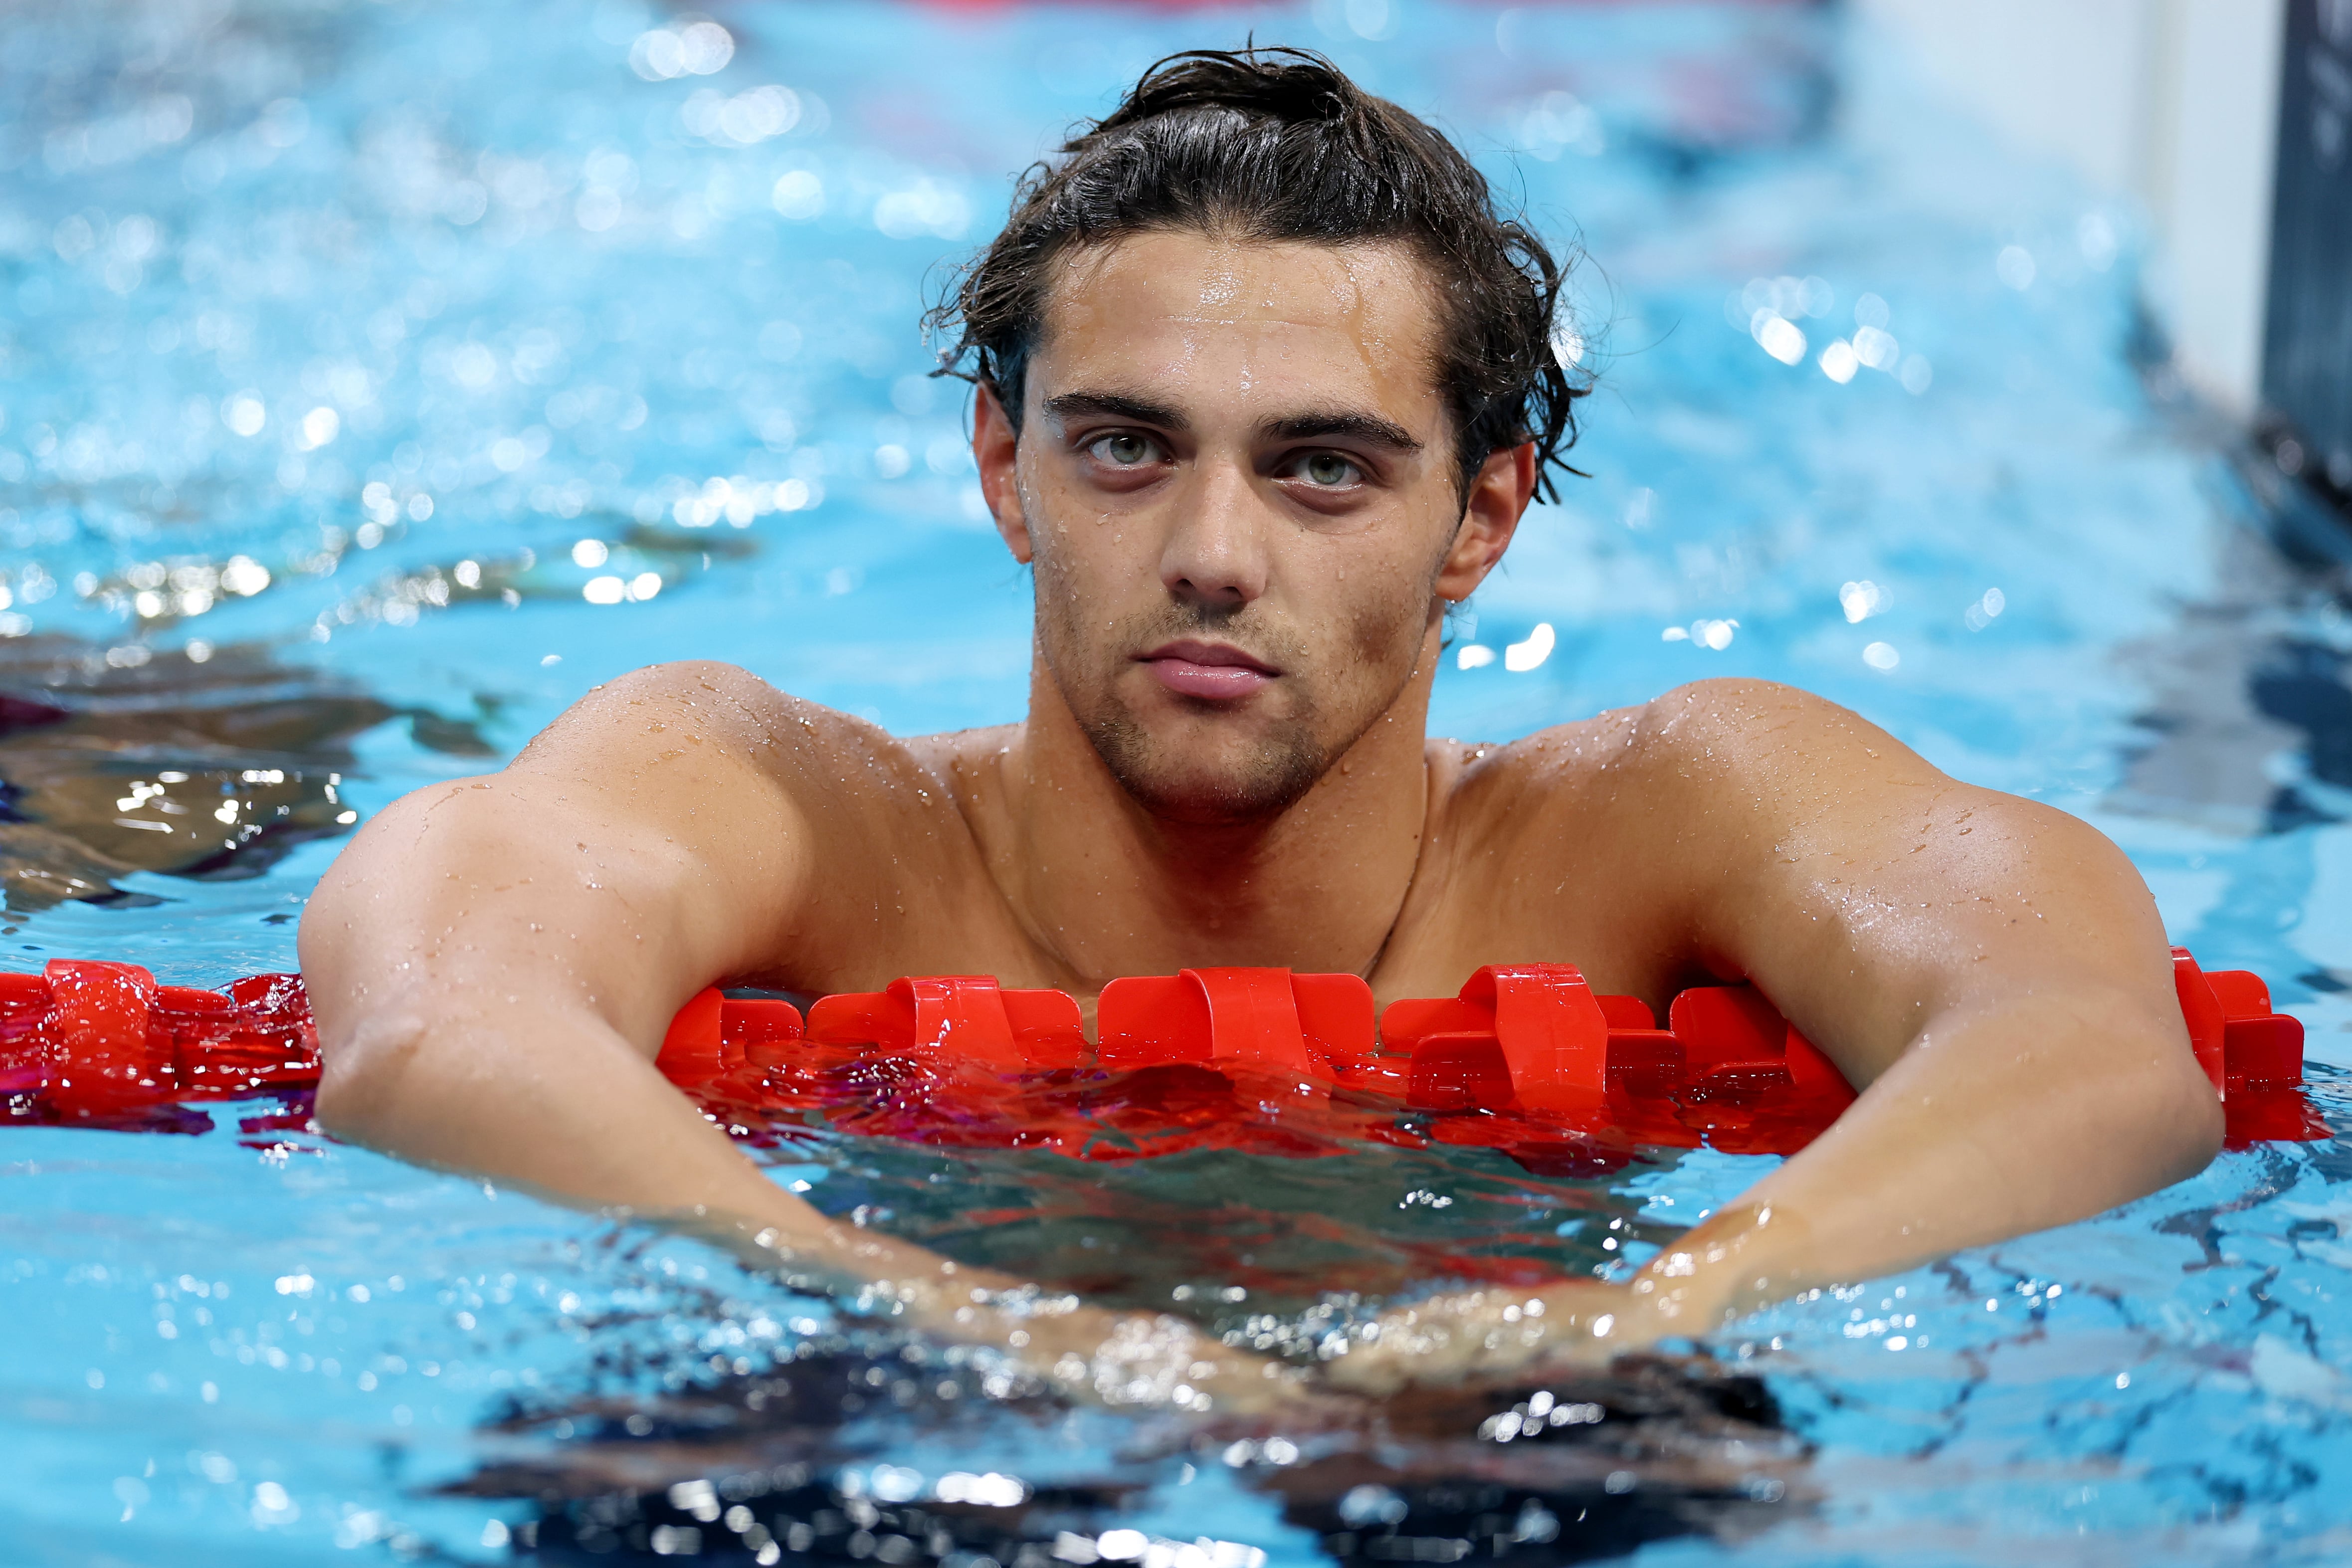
[5,1,2352,1563]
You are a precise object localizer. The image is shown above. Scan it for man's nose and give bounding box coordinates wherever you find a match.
[1159,460,1269,611]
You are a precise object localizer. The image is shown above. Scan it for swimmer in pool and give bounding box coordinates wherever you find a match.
[300,48,2221,1408]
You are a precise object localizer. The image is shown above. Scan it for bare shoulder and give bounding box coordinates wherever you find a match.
[495,661,1017,985]
[1455,674,2125,927]
[507,658,1011,846]
[1402,680,2035,997]
[514,660,909,792]
[1603,678,2100,853]
[1444,678,1939,809]
[1614,677,1923,780]
[350,659,968,889]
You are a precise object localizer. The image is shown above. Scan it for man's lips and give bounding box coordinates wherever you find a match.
[1138,639,1279,701]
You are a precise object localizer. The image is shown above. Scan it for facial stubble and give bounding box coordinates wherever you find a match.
[1031,550,1445,829]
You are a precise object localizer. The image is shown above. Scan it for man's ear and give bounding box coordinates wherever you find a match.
[972,382,1032,564]
[1435,441,1537,602]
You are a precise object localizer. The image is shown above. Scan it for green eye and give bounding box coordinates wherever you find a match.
[1302,453,1356,486]
[1096,433,1153,466]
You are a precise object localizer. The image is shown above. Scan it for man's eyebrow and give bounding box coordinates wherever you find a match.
[1261,410,1423,452]
[1041,391,1189,431]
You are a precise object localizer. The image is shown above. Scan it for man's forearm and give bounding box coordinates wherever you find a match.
[319,997,848,1244]
[314,999,1304,1410]
[1321,986,2225,1394]
[321,999,1043,1329]
[1621,988,2224,1334]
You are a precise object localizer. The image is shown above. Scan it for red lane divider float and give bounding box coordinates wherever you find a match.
[2,950,2329,1167]
[0,961,319,1141]
[651,947,2326,1167]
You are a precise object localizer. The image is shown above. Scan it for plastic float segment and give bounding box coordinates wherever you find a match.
[1095,967,1377,1084]
[2172,948,2229,1095]
[1667,983,1857,1107]
[724,997,804,1053]
[0,961,322,1117]
[176,973,318,1096]
[39,960,170,1104]
[803,976,1081,1073]
[0,971,53,1099]
[1380,965,1617,1114]
[656,989,805,1081]
[656,987,728,1079]
[1380,963,1854,1116]
[2166,946,2319,1100]
[2169,955,2326,1141]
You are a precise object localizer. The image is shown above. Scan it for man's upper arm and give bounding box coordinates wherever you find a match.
[1617,679,2184,1087]
[300,661,829,1056]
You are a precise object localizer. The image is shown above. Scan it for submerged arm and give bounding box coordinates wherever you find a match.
[300,663,1286,1410]
[1613,681,2223,1333]
[1336,680,2220,1386]
[304,664,938,1281]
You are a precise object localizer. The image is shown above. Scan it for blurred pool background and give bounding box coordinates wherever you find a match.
[5,0,2352,1563]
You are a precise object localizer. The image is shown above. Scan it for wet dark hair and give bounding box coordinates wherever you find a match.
[926,45,1588,503]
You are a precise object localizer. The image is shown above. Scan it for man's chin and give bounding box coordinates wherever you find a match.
[1091,726,1329,827]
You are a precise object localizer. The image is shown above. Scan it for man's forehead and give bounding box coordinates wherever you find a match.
[1030,231,1443,414]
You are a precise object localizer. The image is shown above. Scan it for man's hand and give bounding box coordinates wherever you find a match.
[1319,1278,1643,1395]
[725,1222,1327,1417]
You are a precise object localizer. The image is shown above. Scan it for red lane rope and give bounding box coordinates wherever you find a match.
[6,950,2317,1160]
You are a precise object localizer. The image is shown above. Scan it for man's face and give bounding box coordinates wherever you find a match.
[978,231,1521,825]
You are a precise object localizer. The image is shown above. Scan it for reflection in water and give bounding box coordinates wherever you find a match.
[430,1109,1799,1564]
[449,1335,1801,1567]
[0,635,489,909]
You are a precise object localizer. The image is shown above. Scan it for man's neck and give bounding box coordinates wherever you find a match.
[986,627,1446,988]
